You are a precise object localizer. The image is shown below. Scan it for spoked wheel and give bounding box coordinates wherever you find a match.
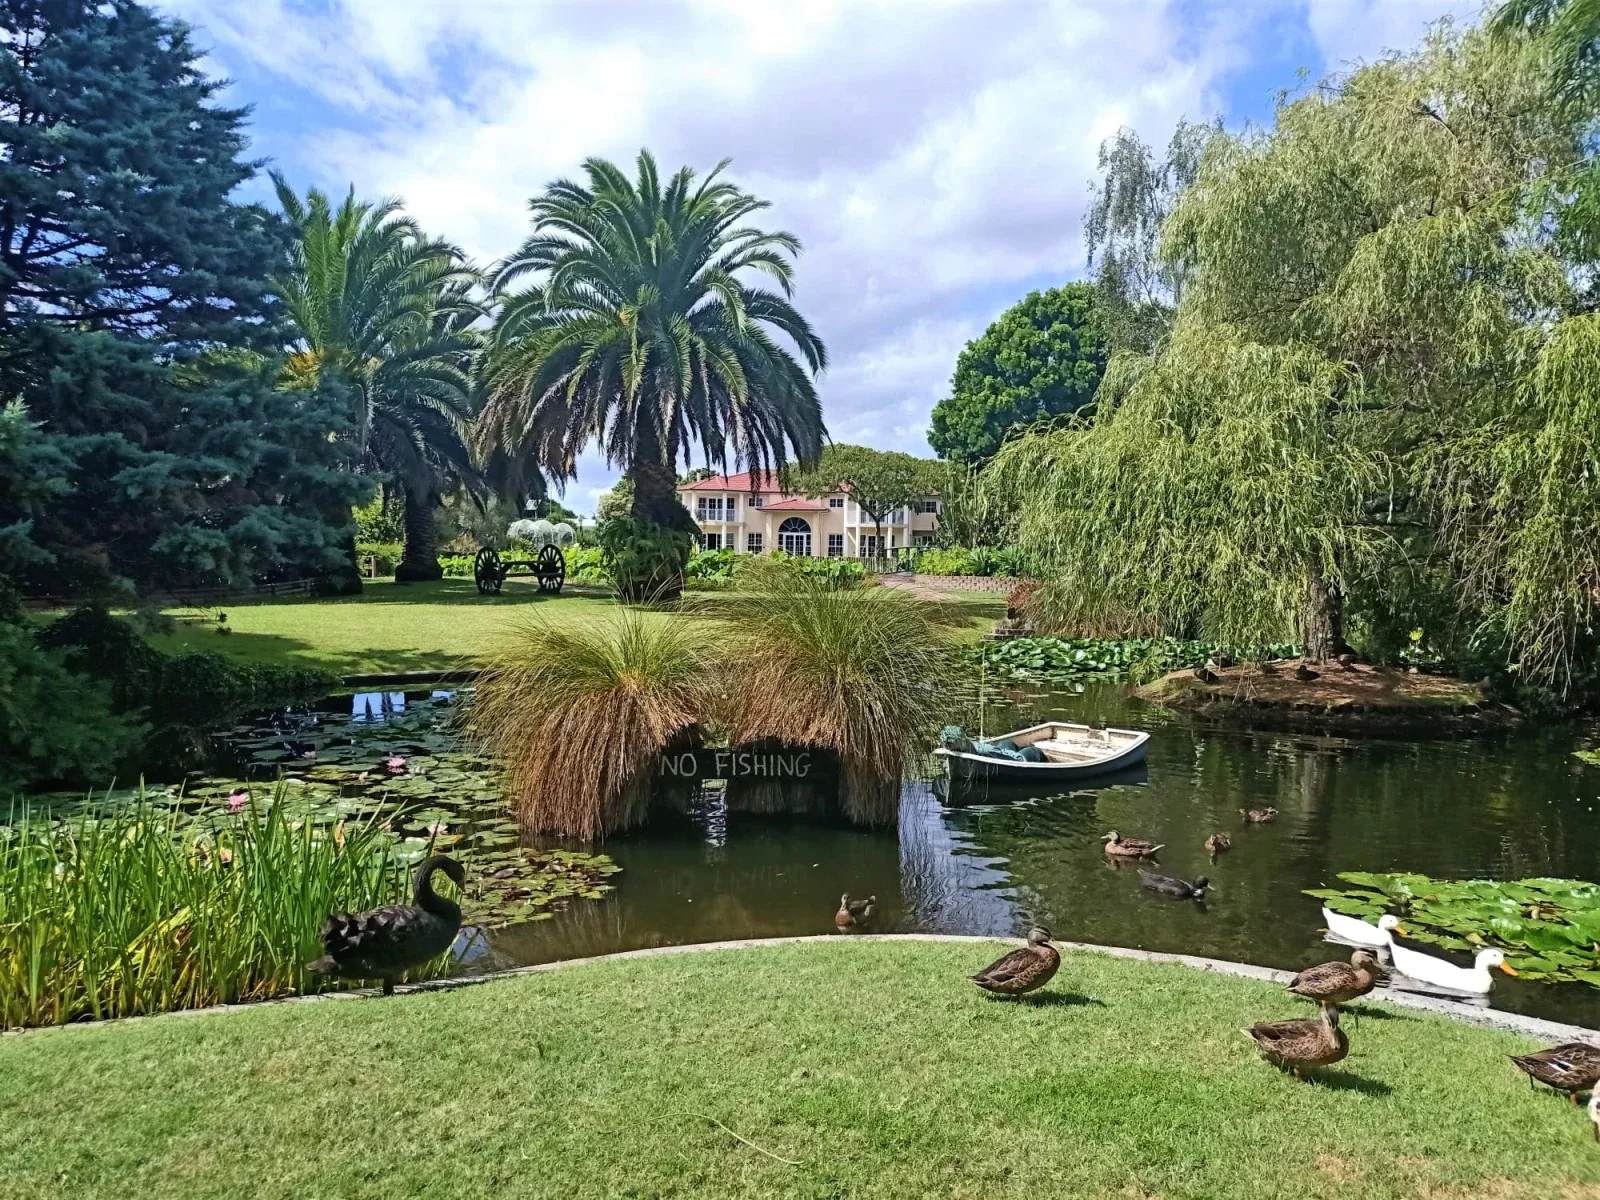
[474,546,504,595]
[536,544,565,594]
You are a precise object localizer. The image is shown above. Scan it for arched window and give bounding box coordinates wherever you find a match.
[777,517,812,557]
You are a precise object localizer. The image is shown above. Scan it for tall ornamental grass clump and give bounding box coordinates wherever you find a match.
[717,582,955,825]
[0,793,423,1028]
[466,610,716,837]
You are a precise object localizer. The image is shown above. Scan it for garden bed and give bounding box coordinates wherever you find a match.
[1137,660,1516,735]
[0,939,1592,1198]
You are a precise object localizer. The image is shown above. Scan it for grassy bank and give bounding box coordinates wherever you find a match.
[141,579,1004,677]
[0,941,1593,1199]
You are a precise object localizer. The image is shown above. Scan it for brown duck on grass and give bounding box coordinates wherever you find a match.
[835,893,876,929]
[1240,808,1278,824]
[1288,950,1384,1007]
[307,854,464,996]
[1245,1003,1349,1080]
[1509,1042,1600,1103]
[970,926,1060,1001]
[1102,830,1163,858]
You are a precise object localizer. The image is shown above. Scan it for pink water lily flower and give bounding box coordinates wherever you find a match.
[386,755,407,772]
[226,792,248,814]
[426,822,449,839]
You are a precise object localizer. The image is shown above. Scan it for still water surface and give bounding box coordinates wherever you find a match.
[430,682,1600,1028]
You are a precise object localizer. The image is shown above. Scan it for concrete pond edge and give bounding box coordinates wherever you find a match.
[8,934,1596,1045]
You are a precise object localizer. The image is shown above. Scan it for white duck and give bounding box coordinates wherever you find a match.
[1385,932,1517,996]
[1322,909,1402,949]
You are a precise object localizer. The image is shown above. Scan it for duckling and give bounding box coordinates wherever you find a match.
[1288,950,1384,1007]
[1193,665,1219,685]
[1101,830,1164,858]
[1139,871,1209,900]
[1509,1042,1600,1102]
[1295,662,1321,682]
[1240,808,1278,824]
[1204,833,1231,857]
[970,926,1060,1000]
[1244,1003,1349,1079]
[835,893,876,929]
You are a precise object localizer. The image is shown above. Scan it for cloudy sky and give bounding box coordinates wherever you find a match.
[162,0,1476,514]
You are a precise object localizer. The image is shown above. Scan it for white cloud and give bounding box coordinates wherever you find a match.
[167,0,1479,505]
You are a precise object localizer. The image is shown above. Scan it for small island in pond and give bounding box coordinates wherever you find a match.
[1136,660,1512,734]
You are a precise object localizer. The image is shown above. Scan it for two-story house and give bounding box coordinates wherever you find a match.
[677,471,939,557]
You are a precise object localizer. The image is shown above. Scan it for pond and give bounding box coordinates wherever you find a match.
[195,680,1600,1027]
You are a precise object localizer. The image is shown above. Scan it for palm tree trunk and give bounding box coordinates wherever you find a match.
[1302,565,1344,662]
[395,483,443,583]
[627,421,696,533]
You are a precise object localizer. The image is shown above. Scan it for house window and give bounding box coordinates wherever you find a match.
[921,499,940,514]
[860,535,879,558]
[695,497,724,521]
[749,494,763,508]
[698,532,722,550]
[827,533,843,557]
[746,532,763,553]
[725,496,736,518]
[913,533,934,547]
[828,496,844,509]
[777,517,812,557]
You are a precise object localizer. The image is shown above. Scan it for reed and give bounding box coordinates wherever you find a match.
[0,792,422,1028]
[715,580,956,825]
[466,609,717,838]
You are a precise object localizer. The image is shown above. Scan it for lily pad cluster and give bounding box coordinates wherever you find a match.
[32,690,622,930]
[973,637,1301,685]
[1307,871,1600,986]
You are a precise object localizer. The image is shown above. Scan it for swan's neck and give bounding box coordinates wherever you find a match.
[415,864,461,920]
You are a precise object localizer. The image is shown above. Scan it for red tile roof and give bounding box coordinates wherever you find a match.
[680,470,783,493]
[762,497,829,512]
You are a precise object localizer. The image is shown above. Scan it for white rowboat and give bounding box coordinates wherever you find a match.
[934,721,1150,783]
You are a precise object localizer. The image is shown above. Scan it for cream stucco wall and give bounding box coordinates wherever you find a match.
[678,485,939,557]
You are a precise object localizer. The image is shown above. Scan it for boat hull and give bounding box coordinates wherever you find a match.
[934,722,1150,782]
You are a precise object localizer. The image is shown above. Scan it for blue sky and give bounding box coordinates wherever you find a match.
[162,0,1476,514]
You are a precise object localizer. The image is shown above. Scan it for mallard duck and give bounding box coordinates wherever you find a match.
[1288,950,1384,1006]
[1509,1042,1600,1101]
[1240,807,1278,824]
[307,854,464,995]
[970,926,1060,1000]
[1204,833,1231,857]
[1245,1004,1349,1079]
[835,893,876,929]
[1193,665,1219,684]
[1139,871,1208,899]
[1336,652,1356,670]
[1102,830,1163,858]
[1295,663,1321,682]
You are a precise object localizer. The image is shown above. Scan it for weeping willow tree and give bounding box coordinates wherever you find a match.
[1002,22,1600,681]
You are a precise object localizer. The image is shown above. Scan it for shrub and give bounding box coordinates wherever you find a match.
[465,610,716,838]
[440,554,474,577]
[356,541,403,575]
[685,546,739,579]
[598,517,693,600]
[734,550,867,590]
[715,581,955,825]
[564,544,609,584]
[916,547,977,576]
[0,792,434,1027]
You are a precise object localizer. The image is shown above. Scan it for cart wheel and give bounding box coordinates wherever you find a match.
[536,544,565,594]
[474,546,504,595]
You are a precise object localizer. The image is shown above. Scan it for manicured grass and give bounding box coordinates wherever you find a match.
[141,578,1004,677]
[148,578,620,676]
[0,941,1593,1199]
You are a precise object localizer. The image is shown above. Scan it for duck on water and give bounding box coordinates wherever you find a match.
[308,854,465,995]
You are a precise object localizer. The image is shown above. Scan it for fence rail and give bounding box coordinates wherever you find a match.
[23,577,316,610]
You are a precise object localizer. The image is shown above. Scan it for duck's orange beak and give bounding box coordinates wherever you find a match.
[1393,925,1407,936]
[1500,962,1519,976]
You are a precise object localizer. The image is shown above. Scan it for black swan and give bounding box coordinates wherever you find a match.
[307,854,465,995]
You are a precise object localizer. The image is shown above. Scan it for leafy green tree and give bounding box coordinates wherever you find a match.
[927,285,1103,464]
[480,150,827,598]
[998,25,1597,673]
[797,444,934,556]
[271,176,483,584]
[1084,121,1215,354]
[596,479,635,524]
[0,0,277,339]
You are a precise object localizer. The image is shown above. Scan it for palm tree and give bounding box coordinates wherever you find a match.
[479,150,827,594]
[270,174,484,584]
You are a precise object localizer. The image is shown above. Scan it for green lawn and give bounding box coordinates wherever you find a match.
[141,578,1004,677]
[0,941,1592,1199]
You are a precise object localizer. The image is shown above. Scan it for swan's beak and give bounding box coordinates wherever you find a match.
[1500,963,1519,976]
